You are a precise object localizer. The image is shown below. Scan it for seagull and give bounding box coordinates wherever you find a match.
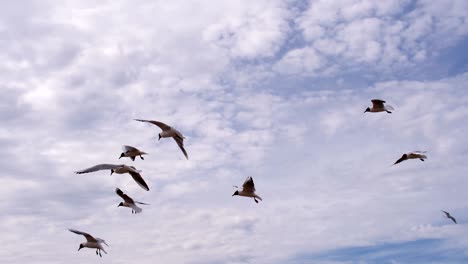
[441,210,457,224]
[119,145,148,161]
[232,176,262,203]
[115,188,149,214]
[393,151,427,165]
[75,164,149,191]
[68,229,109,257]
[134,119,188,160]
[364,99,394,113]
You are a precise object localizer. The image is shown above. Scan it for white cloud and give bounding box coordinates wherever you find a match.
[273,46,325,75]
[279,0,468,76]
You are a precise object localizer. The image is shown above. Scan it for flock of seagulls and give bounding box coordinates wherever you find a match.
[363,100,457,226]
[68,101,458,257]
[69,120,185,256]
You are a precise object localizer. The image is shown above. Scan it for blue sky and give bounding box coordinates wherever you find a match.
[295,239,468,263]
[0,0,468,263]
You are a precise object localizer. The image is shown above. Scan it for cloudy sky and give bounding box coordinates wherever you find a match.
[1,0,468,263]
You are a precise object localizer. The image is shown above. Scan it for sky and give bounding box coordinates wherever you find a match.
[1,0,468,263]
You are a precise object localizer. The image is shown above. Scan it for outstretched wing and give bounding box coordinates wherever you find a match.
[371,99,385,108]
[115,188,134,203]
[127,166,142,173]
[128,171,150,191]
[242,176,256,193]
[134,119,171,131]
[393,155,407,165]
[173,135,189,160]
[449,216,457,224]
[75,164,121,174]
[122,145,138,153]
[135,201,150,205]
[68,229,97,242]
[96,238,109,246]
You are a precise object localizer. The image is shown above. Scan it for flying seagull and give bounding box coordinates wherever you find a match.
[115,188,149,214]
[393,151,427,165]
[119,145,148,161]
[232,176,262,203]
[441,210,457,224]
[68,229,109,257]
[75,164,149,191]
[134,119,188,160]
[364,99,394,113]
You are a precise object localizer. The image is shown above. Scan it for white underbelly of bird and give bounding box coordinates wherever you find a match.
[121,202,142,213]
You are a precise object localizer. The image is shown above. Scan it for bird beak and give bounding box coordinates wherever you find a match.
[110,170,114,176]
[158,135,161,141]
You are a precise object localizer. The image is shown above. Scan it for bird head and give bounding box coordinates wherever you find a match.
[364,107,370,113]
[117,202,124,207]
[158,134,162,141]
[78,244,84,251]
[232,190,239,197]
[110,169,114,176]
[119,153,125,159]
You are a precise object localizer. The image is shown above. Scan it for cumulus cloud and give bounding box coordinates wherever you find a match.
[277,0,468,76]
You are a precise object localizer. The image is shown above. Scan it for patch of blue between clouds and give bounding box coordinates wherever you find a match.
[437,36,468,77]
[291,239,468,264]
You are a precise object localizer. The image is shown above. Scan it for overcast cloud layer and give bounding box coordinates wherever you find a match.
[1,0,468,263]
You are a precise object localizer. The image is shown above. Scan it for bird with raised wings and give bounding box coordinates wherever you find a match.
[441,210,457,224]
[232,176,262,203]
[134,119,188,160]
[393,151,427,165]
[119,145,148,161]
[364,99,394,113]
[75,164,149,191]
[68,229,109,257]
[115,188,149,214]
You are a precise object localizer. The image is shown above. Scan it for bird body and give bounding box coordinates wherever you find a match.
[80,241,107,251]
[68,229,108,257]
[134,119,189,160]
[365,99,394,113]
[116,188,149,214]
[120,202,143,213]
[119,145,148,161]
[393,151,427,165]
[232,176,262,203]
[75,164,149,191]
